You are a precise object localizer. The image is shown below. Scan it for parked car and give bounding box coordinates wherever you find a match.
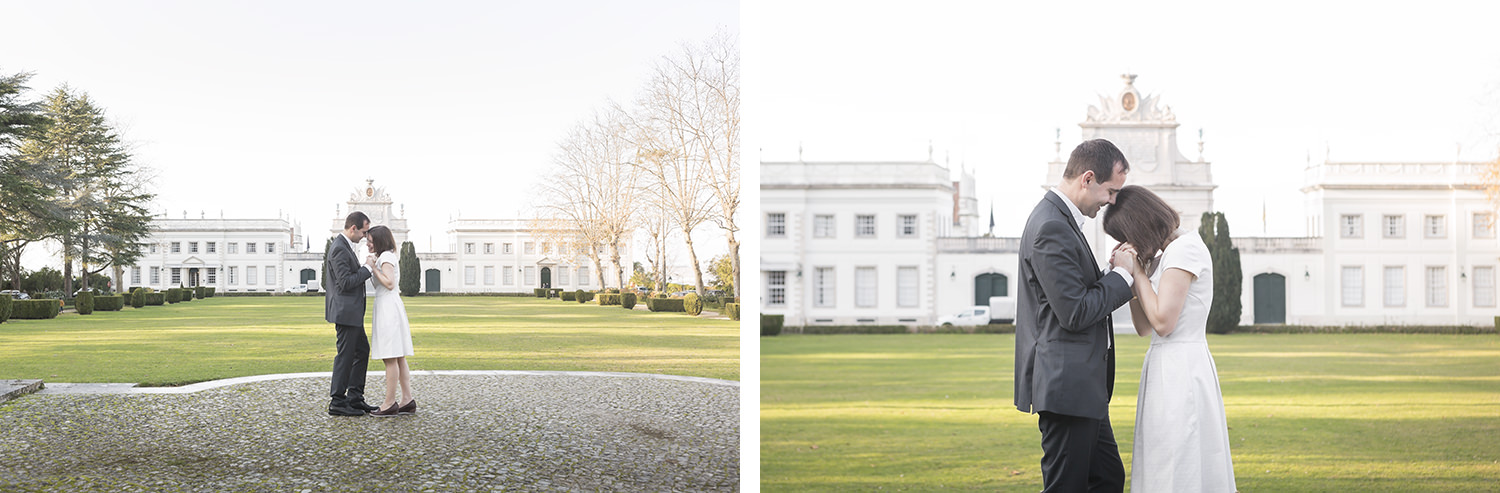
[285,284,309,293]
[670,291,693,297]
[935,296,1017,326]
[305,280,320,293]
[0,289,29,300]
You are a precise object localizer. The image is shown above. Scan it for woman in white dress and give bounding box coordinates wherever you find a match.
[1101,186,1235,492]
[364,226,416,417]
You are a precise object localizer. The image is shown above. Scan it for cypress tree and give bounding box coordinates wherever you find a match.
[1198,212,1243,334]
[399,241,420,296]
[322,235,336,291]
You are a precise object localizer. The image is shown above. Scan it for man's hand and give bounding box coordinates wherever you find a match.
[1112,243,1139,276]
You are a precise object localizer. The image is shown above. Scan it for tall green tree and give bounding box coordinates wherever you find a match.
[1199,212,1243,333]
[399,241,420,296]
[0,71,66,290]
[707,253,734,293]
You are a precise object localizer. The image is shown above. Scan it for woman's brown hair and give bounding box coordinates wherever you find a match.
[1101,185,1181,268]
[367,225,396,255]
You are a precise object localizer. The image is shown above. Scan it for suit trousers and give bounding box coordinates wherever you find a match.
[330,323,369,406]
[1038,411,1124,493]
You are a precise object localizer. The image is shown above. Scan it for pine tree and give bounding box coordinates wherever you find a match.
[399,241,420,296]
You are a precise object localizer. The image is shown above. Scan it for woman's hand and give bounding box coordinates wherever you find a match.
[1112,243,1139,276]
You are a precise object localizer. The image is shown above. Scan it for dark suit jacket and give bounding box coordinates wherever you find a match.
[324,234,372,327]
[1014,192,1134,420]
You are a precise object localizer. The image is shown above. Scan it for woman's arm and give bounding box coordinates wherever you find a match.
[372,260,397,290]
[1131,267,1195,337]
[1128,298,1152,336]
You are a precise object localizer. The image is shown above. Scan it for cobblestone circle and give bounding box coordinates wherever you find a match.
[0,373,739,491]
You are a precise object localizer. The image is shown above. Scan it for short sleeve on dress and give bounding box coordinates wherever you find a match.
[379,251,399,268]
[1161,233,1211,280]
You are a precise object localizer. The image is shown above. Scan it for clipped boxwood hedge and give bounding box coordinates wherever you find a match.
[533,288,547,298]
[646,298,686,312]
[94,295,124,311]
[598,293,622,306]
[762,314,784,336]
[165,289,181,304]
[683,293,703,316]
[561,291,576,301]
[147,293,165,306]
[0,294,12,323]
[194,286,206,299]
[622,292,637,309]
[206,287,216,297]
[76,292,95,315]
[131,288,150,308]
[11,299,61,319]
[726,303,739,321]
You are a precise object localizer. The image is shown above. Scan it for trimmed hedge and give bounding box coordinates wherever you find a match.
[801,325,911,335]
[726,303,739,321]
[131,288,150,308]
[94,295,124,311]
[147,293,165,306]
[622,292,637,309]
[598,293,622,306]
[11,299,60,319]
[561,291,576,301]
[120,290,133,307]
[550,288,564,299]
[762,314,784,336]
[683,293,702,316]
[194,286,206,299]
[534,288,547,298]
[646,298,685,312]
[206,287,216,297]
[76,292,95,315]
[1227,324,1496,335]
[0,294,11,323]
[165,289,182,304]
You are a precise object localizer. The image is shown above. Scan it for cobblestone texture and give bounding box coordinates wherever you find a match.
[0,374,739,491]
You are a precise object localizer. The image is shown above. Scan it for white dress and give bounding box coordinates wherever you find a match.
[1131,232,1236,492]
[369,251,413,360]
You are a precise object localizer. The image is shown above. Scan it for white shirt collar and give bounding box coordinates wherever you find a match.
[342,232,360,252]
[1049,187,1086,230]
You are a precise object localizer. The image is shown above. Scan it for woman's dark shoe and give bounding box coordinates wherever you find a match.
[398,399,416,415]
[371,404,401,417]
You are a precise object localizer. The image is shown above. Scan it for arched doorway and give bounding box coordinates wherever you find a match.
[300,269,316,284]
[974,273,1008,305]
[540,267,552,289]
[1253,273,1286,324]
[425,269,441,293]
[188,268,200,288]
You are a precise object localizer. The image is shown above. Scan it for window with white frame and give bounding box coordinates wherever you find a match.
[464,266,476,285]
[1425,215,1446,238]
[228,267,237,285]
[150,267,160,284]
[264,266,275,285]
[558,266,569,286]
[767,213,786,238]
[1341,266,1363,306]
[484,243,494,254]
[766,271,786,306]
[525,242,535,254]
[465,243,475,254]
[1382,215,1403,238]
[206,242,216,254]
[228,242,238,254]
[813,267,835,307]
[1340,214,1362,238]
[1426,266,1447,307]
[247,266,257,285]
[149,244,158,254]
[814,215,835,238]
[171,242,181,253]
[525,266,536,285]
[856,267,877,307]
[484,266,495,285]
[247,243,256,254]
[189,242,199,254]
[206,268,217,284]
[578,266,589,286]
[1474,266,1496,307]
[1383,266,1404,307]
[898,266,918,307]
[132,266,141,284]
[503,266,514,285]
[266,243,275,253]
[898,215,918,238]
[503,243,513,254]
[856,215,876,238]
[171,268,181,285]
[1474,213,1496,239]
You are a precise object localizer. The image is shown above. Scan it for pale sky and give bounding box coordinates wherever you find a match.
[752,0,1500,238]
[8,0,738,273]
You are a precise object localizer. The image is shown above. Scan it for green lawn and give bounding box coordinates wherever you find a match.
[0,296,738,385]
[761,333,1500,492]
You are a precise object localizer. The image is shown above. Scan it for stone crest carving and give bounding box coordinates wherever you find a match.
[1086,74,1175,123]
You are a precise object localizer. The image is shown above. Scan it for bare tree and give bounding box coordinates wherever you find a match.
[535,107,641,290]
[695,30,740,299]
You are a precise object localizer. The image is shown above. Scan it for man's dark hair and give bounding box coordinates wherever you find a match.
[1063,139,1129,182]
[344,211,370,230]
[367,225,396,255]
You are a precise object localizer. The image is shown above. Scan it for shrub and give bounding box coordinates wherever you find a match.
[194,286,206,299]
[683,293,702,316]
[607,288,620,294]
[206,287,216,298]
[119,289,132,307]
[76,291,95,315]
[622,292,637,309]
[147,293,165,306]
[656,292,668,299]
[723,296,736,305]
[165,289,182,304]
[131,288,149,308]
[575,289,587,303]
[534,288,547,298]
[0,294,11,323]
[94,295,124,311]
[561,291,576,301]
[598,293,622,306]
[762,314,784,336]
[399,241,421,297]
[646,298,685,312]
[11,299,60,319]
[727,303,739,321]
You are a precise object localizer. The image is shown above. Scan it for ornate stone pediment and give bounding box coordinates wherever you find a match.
[1086,74,1175,123]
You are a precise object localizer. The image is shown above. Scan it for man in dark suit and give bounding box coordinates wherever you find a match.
[326,211,376,416]
[1015,139,1139,492]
